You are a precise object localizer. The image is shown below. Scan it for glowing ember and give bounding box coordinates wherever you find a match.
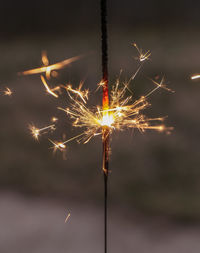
[146,76,174,97]
[51,117,58,122]
[49,133,85,152]
[57,72,172,147]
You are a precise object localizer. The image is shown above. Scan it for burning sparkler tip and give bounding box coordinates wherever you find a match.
[29,125,40,141]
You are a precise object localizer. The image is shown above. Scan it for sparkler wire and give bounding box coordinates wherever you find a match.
[101,0,109,252]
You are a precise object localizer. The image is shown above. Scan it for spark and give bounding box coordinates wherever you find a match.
[96,80,106,91]
[146,76,174,97]
[2,87,13,96]
[191,74,200,80]
[56,72,172,148]
[49,132,85,153]
[133,43,151,62]
[63,81,89,103]
[23,50,172,159]
[40,75,60,98]
[29,124,55,140]
[51,117,58,122]
[65,213,71,223]
[49,139,66,153]
[19,54,82,79]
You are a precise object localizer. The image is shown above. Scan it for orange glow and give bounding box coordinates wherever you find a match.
[102,80,109,110]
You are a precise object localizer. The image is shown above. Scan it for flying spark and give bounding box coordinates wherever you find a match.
[29,124,56,140]
[49,133,85,153]
[133,43,151,62]
[191,74,200,80]
[146,76,174,96]
[19,54,82,79]
[62,81,89,104]
[65,213,71,223]
[40,75,60,98]
[51,117,58,122]
[1,87,13,96]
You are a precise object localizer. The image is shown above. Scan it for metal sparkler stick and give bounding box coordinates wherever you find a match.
[100,0,109,252]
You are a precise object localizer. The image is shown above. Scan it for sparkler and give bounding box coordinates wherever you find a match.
[19,1,172,252]
[29,124,56,141]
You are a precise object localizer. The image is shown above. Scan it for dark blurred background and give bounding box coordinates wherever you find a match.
[1,0,200,252]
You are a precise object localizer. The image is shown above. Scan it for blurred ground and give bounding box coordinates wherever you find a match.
[1,192,200,253]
